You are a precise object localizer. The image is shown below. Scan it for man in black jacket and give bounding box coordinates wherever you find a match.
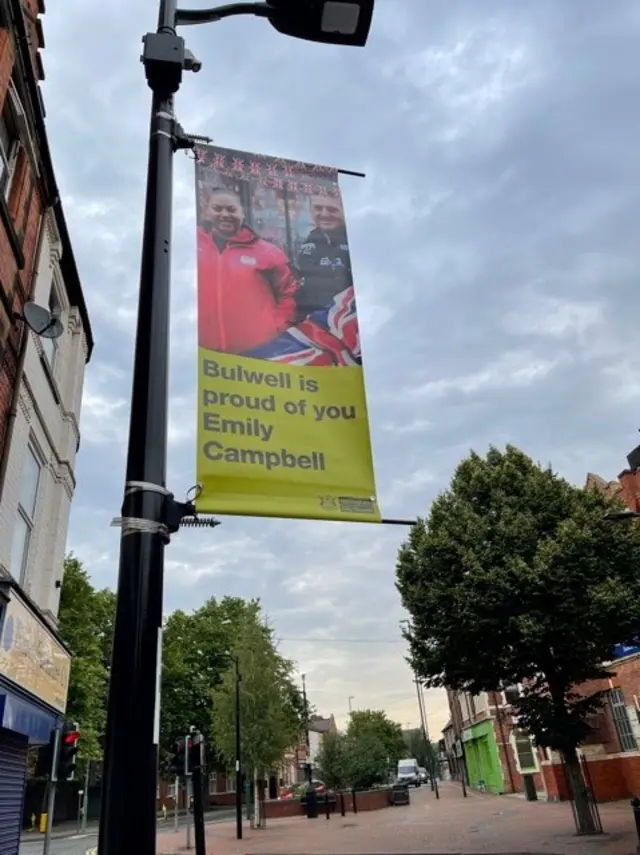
[295,194,353,321]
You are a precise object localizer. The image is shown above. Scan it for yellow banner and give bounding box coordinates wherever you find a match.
[194,144,379,522]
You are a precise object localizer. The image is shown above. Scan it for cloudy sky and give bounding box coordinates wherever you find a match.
[43,0,640,739]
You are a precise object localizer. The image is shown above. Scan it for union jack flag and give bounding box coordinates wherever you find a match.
[242,287,361,366]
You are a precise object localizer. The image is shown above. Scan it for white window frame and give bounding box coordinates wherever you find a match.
[6,80,39,179]
[208,772,217,795]
[10,443,42,585]
[0,91,20,200]
[167,781,176,799]
[609,688,637,753]
[503,684,523,706]
[41,279,62,370]
[511,730,538,773]
[474,692,488,713]
[226,774,236,793]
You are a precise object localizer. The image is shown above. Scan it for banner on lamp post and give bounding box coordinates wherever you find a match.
[194,143,380,523]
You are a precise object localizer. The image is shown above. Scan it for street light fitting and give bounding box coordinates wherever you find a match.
[175,1,375,47]
[603,509,640,522]
[265,0,375,47]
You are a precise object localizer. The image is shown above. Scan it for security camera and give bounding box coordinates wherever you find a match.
[184,49,202,73]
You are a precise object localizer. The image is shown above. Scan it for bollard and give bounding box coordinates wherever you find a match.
[305,786,318,819]
[340,792,346,817]
[352,788,358,814]
[325,792,330,820]
[631,796,640,844]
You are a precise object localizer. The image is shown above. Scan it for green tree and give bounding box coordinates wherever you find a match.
[348,710,405,766]
[316,731,349,789]
[211,602,302,825]
[396,445,640,834]
[341,709,406,789]
[57,555,114,768]
[159,596,250,766]
[404,728,433,770]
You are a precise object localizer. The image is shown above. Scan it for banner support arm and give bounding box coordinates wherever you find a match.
[338,168,366,178]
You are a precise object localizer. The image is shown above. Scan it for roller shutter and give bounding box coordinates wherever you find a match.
[0,729,28,855]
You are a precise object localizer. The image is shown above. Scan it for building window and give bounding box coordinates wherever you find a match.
[41,283,61,369]
[226,775,236,793]
[208,773,217,795]
[167,781,176,799]
[10,444,41,585]
[504,685,521,705]
[513,731,537,771]
[609,688,637,752]
[0,93,19,199]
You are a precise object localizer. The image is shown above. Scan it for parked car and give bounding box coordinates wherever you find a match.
[278,779,326,799]
[278,784,296,800]
[418,766,428,784]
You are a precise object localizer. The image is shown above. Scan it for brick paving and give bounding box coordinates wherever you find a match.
[156,782,639,855]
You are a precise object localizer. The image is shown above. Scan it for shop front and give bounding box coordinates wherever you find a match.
[0,579,70,855]
[462,719,504,794]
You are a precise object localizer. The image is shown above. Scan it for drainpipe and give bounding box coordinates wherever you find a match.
[495,699,516,793]
[0,210,46,502]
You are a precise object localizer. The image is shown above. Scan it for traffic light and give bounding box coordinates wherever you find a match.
[168,738,186,777]
[57,721,80,781]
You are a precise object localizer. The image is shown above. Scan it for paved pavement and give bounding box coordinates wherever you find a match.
[150,782,638,855]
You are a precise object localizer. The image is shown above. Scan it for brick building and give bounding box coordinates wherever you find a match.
[0,0,92,850]
[444,688,546,797]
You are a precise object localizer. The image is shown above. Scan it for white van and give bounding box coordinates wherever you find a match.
[397,757,421,787]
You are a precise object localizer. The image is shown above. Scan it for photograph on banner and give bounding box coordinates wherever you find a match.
[195,143,379,523]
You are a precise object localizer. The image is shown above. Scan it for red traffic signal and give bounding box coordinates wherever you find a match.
[57,721,80,782]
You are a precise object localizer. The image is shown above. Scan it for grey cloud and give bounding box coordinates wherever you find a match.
[41,0,640,737]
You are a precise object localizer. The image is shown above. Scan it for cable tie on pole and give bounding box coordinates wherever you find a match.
[125,480,172,497]
[110,517,170,540]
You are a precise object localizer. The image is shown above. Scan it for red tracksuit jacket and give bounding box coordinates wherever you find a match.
[197,225,299,353]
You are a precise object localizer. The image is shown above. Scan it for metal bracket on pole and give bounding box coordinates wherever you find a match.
[110,490,196,543]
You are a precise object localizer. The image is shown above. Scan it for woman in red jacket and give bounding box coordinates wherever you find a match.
[197,188,299,354]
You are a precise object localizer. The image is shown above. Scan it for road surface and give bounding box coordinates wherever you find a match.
[19,808,236,855]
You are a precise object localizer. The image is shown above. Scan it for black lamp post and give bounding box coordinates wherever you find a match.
[301,673,311,782]
[223,653,243,841]
[97,2,375,854]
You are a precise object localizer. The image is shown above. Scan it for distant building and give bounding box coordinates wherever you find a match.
[308,714,337,771]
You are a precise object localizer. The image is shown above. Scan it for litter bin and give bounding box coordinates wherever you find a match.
[305,786,319,819]
[390,783,410,806]
[523,774,538,802]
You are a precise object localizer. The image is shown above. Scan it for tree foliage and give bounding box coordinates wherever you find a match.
[404,728,438,772]
[396,445,640,831]
[57,555,116,766]
[316,709,405,790]
[159,596,286,765]
[315,731,349,789]
[210,601,304,779]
